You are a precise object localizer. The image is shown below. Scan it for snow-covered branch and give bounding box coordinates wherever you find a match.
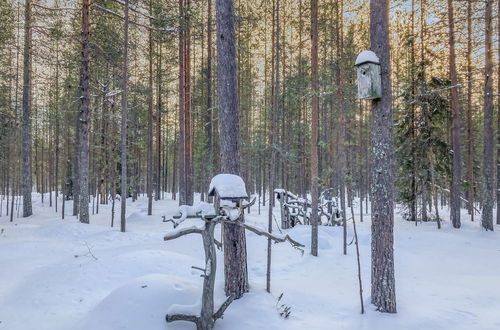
[163,225,204,241]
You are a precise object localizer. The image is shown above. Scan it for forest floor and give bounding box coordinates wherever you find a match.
[0,193,499,330]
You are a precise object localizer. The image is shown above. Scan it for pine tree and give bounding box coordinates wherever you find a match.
[370,0,397,313]
[216,0,248,299]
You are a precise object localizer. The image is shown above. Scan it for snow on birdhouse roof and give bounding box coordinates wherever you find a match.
[355,50,380,66]
[208,174,248,199]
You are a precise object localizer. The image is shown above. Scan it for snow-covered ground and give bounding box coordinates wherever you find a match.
[0,193,499,330]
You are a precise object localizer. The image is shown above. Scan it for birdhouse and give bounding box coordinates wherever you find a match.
[355,50,382,100]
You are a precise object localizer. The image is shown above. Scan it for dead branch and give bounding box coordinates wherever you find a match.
[213,295,235,321]
[164,226,204,240]
[352,217,365,314]
[74,241,98,261]
[165,313,199,324]
[241,197,256,209]
[214,238,222,250]
[32,3,76,11]
[93,3,175,32]
[111,0,155,19]
[434,184,481,214]
[218,219,304,252]
[162,216,180,228]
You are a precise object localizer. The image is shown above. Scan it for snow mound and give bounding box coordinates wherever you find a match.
[355,50,380,65]
[208,174,248,199]
[77,274,200,330]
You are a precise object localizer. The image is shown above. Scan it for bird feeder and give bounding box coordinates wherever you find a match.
[208,174,248,218]
[355,50,382,100]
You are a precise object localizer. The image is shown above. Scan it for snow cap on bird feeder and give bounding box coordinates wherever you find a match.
[208,174,248,201]
[355,50,382,100]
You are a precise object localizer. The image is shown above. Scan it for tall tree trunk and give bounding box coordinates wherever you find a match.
[73,115,80,216]
[178,0,186,204]
[448,0,461,228]
[467,0,474,222]
[79,0,91,224]
[216,0,248,299]
[496,0,500,225]
[267,0,280,293]
[370,0,397,313]
[21,0,33,217]
[120,0,130,232]
[184,0,193,205]
[156,43,162,200]
[206,0,214,196]
[467,1,475,221]
[482,0,494,231]
[310,0,319,257]
[336,0,347,255]
[178,0,193,206]
[147,2,153,215]
[409,0,417,223]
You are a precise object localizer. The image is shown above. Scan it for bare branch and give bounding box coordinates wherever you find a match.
[74,241,98,261]
[111,0,154,19]
[164,226,203,241]
[241,197,256,209]
[214,238,223,250]
[166,313,199,324]
[213,295,234,321]
[162,216,180,228]
[93,4,174,32]
[32,3,76,11]
[221,220,304,251]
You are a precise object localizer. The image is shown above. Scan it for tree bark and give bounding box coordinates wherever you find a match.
[120,0,130,233]
[21,0,33,217]
[78,0,91,224]
[467,0,475,222]
[448,0,461,228]
[147,3,153,216]
[267,0,280,293]
[335,0,347,255]
[310,0,319,257]
[482,0,494,231]
[206,0,214,197]
[216,0,249,299]
[156,42,162,200]
[370,0,397,313]
[496,0,500,225]
[178,0,193,206]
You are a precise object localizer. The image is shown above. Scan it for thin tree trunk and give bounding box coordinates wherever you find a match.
[178,0,186,205]
[184,0,193,205]
[120,0,130,232]
[206,0,214,197]
[78,0,91,224]
[147,3,153,216]
[448,0,461,228]
[54,38,60,213]
[482,0,494,231]
[467,0,475,222]
[21,0,33,217]
[267,0,280,293]
[336,0,347,255]
[156,42,162,200]
[310,0,319,257]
